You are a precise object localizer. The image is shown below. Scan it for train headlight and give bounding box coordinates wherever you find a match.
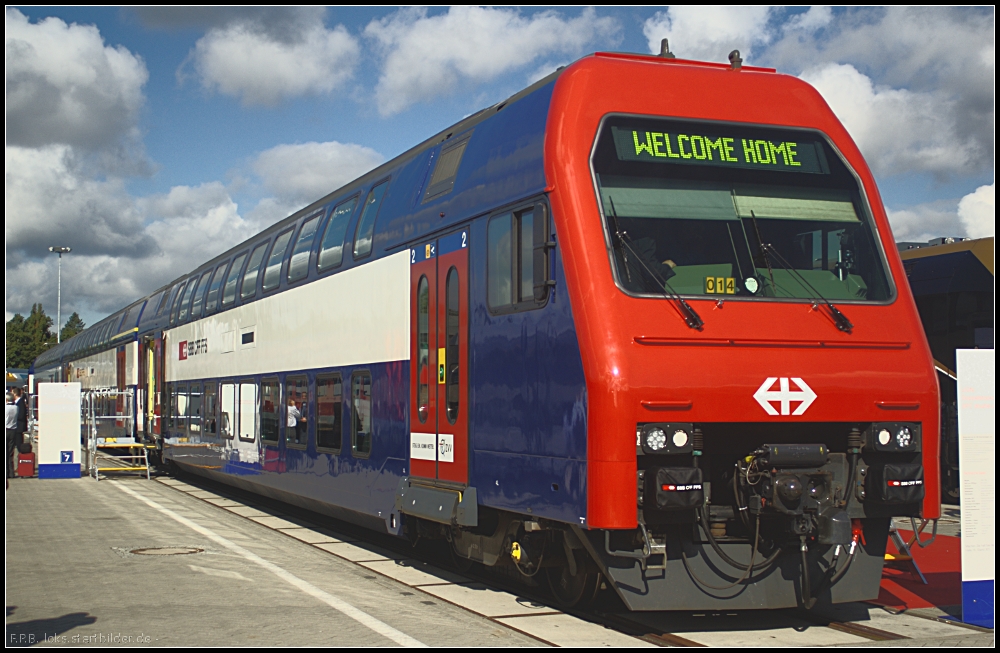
[870,422,920,452]
[645,428,667,452]
[639,423,696,455]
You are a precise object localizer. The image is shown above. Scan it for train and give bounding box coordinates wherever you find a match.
[32,48,940,611]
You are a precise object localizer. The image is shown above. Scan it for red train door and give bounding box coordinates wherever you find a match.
[409,229,469,486]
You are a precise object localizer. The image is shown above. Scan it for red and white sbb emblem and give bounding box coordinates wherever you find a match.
[753,377,817,416]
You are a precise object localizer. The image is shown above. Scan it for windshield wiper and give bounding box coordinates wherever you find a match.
[608,197,704,330]
[760,243,854,333]
[749,210,776,292]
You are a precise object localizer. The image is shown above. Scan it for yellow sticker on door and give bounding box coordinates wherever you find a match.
[705,276,736,294]
[438,347,446,384]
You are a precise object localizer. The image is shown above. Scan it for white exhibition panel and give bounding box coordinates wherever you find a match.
[165,250,411,382]
[37,382,82,471]
[956,350,994,584]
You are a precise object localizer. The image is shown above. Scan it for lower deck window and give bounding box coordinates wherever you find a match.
[286,376,308,447]
[261,379,280,443]
[352,373,372,456]
[316,374,342,451]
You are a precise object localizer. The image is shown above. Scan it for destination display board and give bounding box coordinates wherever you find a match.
[611,124,830,174]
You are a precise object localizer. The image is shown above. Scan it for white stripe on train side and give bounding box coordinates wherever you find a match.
[165,250,411,382]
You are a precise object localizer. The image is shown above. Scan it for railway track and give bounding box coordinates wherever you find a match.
[156,472,992,647]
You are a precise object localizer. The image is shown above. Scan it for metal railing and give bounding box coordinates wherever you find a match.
[82,389,150,480]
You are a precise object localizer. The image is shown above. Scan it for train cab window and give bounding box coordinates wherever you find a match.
[263,229,294,292]
[204,263,228,314]
[288,213,322,282]
[592,117,891,302]
[424,135,470,202]
[353,181,389,259]
[238,381,257,441]
[487,204,550,313]
[416,276,429,423]
[177,278,199,323]
[170,280,189,325]
[190,270,213,320]
[352,372,372,456]
[220,382,235,439]
[318,198,358,272]
[175,385,188,434]
[222,252,248,307]
[445,267,460,424]
[240,243,269,300]
[285,376,309,448]
[204,382,218,437]
[189,383,203,437]
[260,378,280,443]
[316,374,342,452]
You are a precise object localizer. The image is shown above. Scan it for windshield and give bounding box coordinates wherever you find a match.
[593,117,892,302]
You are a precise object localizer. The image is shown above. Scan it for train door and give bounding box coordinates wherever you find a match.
[409,228,469,486]
[116,347,126,428]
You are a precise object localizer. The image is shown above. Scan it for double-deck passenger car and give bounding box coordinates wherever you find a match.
[33,50,940,610]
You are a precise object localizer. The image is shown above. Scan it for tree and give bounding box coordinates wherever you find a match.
[5,304,56,368]
[5,313,29,368]
[61,312,86,342]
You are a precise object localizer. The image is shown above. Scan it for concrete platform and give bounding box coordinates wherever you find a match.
[5,475,992,647]
[4,477,539,647]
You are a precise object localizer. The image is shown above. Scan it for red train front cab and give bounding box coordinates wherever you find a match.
[543,53,941,529]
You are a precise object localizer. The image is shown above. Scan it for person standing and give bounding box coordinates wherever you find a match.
[6,393,18,480]
[12,387,28,451]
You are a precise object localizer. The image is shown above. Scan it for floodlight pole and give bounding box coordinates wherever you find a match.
[48,246,72,343]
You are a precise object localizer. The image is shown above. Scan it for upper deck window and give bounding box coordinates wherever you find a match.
[318,198,357,272]
[424,136,470,202]
[240,242,268,300]
[263,229,294,292]
[353,181,389,259]
[288,213,322,282]
[222,252,248,307]
[204,262,228,313]
[592,117,891,302]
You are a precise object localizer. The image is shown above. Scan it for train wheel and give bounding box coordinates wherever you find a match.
[546,555,601,608]
[449,542,474,573]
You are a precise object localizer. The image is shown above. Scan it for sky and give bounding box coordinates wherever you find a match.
[5,6,995,329]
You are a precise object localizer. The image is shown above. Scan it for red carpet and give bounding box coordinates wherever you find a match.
[873,529,961,611]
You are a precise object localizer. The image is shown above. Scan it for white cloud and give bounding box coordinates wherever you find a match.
[643,7,772,63]
[886,200,965,244]
[957,184,995,239]
[784,6,833,33]
[365,7,619,116]
[800,63,981,178]
[764,7,994,176]
[189,22,359,105]
[5,145,153,258]
[5,8,148,151]
[252,141,384,205]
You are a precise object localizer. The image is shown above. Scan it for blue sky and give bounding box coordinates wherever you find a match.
[6,7,995,328]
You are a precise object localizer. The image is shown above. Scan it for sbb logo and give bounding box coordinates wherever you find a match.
[753,377,817,416]
[178,341,188,360]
